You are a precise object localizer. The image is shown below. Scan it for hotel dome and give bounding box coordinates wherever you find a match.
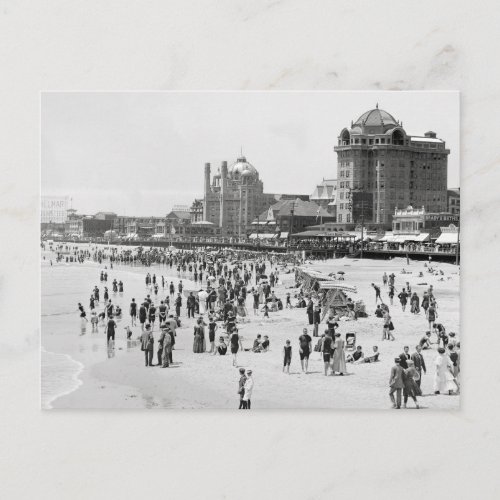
[229,156,258,178]
[352,105,400,134]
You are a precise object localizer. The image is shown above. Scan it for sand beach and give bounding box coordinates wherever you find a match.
[41,246,460,410]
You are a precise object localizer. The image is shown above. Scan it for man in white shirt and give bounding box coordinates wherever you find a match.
[243,370,254,409]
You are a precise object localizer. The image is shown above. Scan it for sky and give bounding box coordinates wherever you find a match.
[41,91,459,216]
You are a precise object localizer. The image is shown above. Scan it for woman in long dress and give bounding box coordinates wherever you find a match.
[198,289,208,314]
[332,333,347,375]
[236,296,247,319]
[193,325,205,353]
[433,347,457,394]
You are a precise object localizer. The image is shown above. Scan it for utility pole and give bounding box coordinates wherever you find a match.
[360,196,364,260]
[349,186,367,259]
[287,200,295,253]
[376,160,381,225]
[455,220,460,265]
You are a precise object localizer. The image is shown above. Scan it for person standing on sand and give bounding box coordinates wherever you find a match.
[283,340,292,374]
[238,368,247,409]
[321,331,333,376]
[403,360,421,409]
[299,328,312,373]
[157,327,165,366]
[398,288,408,312]
[313,305,321,337]
[161,326,172,368]
[383,272,388,287]
[427,304,437,332]
[140,324,154,367]
[230,328,243,367]
[208,317,217,354]
[129,298,137,326]
[306,298,314,325]
[332,332,347,376]
[371,283,382,304]
[433,347,457,395]
[175,293,182,317]
[388,285,395,306]
[389,358,405,409]
[139,302,147,331]
[411,345,426,388]
[243,370,254,409]
[382,310,395,341]
[252,289,260,315]
[105,314,117,348]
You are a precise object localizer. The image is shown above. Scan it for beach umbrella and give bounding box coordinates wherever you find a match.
[337,271,345,275]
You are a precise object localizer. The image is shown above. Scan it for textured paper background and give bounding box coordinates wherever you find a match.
[1,1,499,498]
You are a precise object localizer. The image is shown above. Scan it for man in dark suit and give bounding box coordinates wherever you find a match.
[140,324,154,367]
[389,358,405,409]
[399,346,411,369]
[411,345,427,388]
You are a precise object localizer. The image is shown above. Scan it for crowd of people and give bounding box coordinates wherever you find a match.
[373,267,461,409]
[46,239,461,410]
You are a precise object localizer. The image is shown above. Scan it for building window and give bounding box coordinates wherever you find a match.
[346,170,350,178]
[346,214,351,223]
[338,214,342,223]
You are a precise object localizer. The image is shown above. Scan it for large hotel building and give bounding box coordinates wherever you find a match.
[334,106,450,229]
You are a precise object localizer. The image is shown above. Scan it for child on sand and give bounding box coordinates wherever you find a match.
[90,312,98,332]
[262,303,269,318]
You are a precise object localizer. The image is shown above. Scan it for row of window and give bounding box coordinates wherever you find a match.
[337,214,351,223]
[338,149,447,159]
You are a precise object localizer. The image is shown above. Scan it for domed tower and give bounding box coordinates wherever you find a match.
[333,105,449,230]
[228,155,259,182]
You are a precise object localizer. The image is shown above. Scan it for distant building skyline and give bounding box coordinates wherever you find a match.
[42,92,459,216]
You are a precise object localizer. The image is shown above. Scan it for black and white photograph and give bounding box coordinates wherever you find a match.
[5,1,500,498]
[41,91,460,409]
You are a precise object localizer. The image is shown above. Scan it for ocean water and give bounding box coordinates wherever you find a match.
[41,347,83,409]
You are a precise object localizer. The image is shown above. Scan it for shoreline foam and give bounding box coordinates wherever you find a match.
[41,347,84,409]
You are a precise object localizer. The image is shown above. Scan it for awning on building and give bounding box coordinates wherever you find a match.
[435,232,459,244]
[403,233,430,242]
[252,221,274,225]
[249,233,277,240]
[381,234,407,243]
[381,233,430,243]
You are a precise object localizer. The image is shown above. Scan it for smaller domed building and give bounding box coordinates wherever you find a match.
[203,155,278,236]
